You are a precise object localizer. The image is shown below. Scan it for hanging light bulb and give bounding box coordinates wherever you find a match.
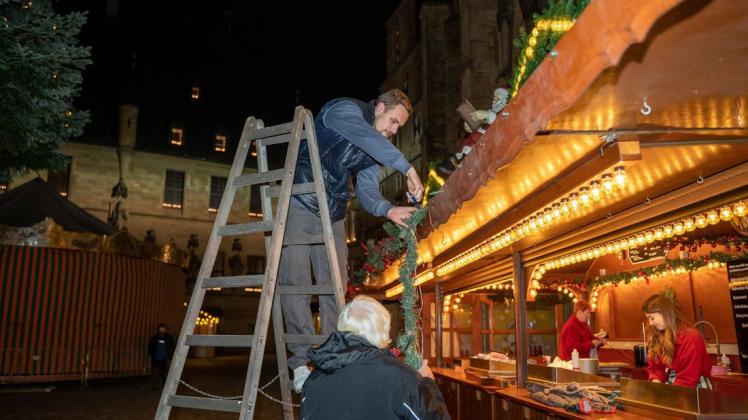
[552,203,561,219]
[627,236,637,248]
[606,244,614,253]
[636,234,645,245]
[719,207,733,221]
[734,201,746,217]
[532,279,540,289]
[557,286,563,292]
[644,231,654,243]
[706,210,719,225]
[529,289,538,298]
[614,166,626,188]
[613,242,621,252]
[529,217,538,231]
[601,174,614,193]
[684,218,696,232]
[695,214,707,229]
[589,181,602,201]
[579,188,590,206]
[543,208,553,224]
[535,212,546,227]
[664,225,674,238]
[560,198,570,215]
[569,193,580,211]
[673,222,685,235]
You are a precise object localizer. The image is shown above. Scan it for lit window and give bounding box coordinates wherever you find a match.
[163,170,185,209]
[248,184,263,217]
[170,127,184,146]
[191,86,200,100]
[0,181,8,194]
[214,134,227,152]
[209,176,227,212]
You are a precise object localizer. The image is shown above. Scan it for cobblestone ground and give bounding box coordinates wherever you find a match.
[0,354,297,420]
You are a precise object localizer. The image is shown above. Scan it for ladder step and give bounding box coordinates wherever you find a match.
[266,182,315,198]
[168,395,242,413]
[257,131,307,147]
[252,122,293,139]
[186,334,254,347]
[283,334,328,345]
[202,275,264,289]
[233,169,285,188]
[217,220,274,237]
[277,285,334,295]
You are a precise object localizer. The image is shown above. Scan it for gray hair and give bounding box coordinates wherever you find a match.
[337,295,391,348]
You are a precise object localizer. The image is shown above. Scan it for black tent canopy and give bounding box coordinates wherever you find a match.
[0,178,113,235]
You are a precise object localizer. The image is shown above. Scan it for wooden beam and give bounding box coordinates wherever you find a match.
[435,282,444,367]
[513,253,528,389]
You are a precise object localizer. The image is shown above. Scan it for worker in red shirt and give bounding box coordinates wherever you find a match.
[559,300,606,360]
[642,294,712,388]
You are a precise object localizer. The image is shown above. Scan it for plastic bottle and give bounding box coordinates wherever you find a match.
[571,348,580,370]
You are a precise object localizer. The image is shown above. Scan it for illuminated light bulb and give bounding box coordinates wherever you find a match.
[534,271,543,280]
[531,27,539,37]
[452,304,458,310]
[552,203,561,219]
[529,217,538,231]
[734,201,746,217]
[532,280,540,289]
[529,36,538,47]
[695,214,707,228]
[664,225,674,238]
[579,188,590,206]
[535,212,545,228]
[684,218,695,232]
[601,174,614,193]
[606,244,613,253]
[543,208,553,224]
[706,211,719,225]
[557,286,563,292]
[654,228,664,241]
[627,237,637,248]
[591,303,597,310]
[589,181,602,201]
[454,297,461,303]
[720,207,733,221]
[592,296,598,303]
[530,289,538,298]
[563,288,569,294]
[538,265,546,274]
[673,222,685,235]
[614,166,626,188]
[569,193,580,211]
[525,47,534,58]
[522,222,531,236]
[613,242,621,252]
[593,290,599,297]
[560,198,570,215]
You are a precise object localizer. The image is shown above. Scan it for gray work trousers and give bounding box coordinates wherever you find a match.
[279,205,348,369]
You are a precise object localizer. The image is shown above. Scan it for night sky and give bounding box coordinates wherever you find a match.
[60,0,399,155]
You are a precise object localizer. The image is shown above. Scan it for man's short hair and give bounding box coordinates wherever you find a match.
[337,295,391,348]
[574,300,592,313]
[376,89,413,114]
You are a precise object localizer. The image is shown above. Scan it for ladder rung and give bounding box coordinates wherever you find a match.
[233,169,285,188]
[202,275,264,289]
[186,334,254,347]
[283,334,327,345]
[217,220,274,237]
[168,395,242,413]
[258,131,306,148]
[252,122,293,139]
[266,182,315,197]
[277,285,334,295]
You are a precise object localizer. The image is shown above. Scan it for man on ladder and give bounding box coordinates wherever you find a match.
[282,89,424,392]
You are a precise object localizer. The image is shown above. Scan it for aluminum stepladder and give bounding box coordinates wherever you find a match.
[155,106,346,420]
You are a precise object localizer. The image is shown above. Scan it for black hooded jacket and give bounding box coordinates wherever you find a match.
[301,331,450,420]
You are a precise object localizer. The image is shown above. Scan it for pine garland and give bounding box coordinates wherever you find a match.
[395,207,426,369]
[509,0,590,97]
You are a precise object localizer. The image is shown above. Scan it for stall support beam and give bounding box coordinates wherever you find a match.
[513,253,529,389]
[435,282,444,368]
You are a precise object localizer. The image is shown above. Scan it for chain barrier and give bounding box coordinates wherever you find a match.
[178,374,300,408]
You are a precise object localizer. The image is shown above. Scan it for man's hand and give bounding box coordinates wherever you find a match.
[418,359,435,380]
[406,167,424,202]
[387,206,417,227]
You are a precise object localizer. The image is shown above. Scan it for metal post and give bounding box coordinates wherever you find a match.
[435,282,444,367]
[513,253,528,389]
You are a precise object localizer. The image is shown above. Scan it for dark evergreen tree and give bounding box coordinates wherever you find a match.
[0,0,90,182]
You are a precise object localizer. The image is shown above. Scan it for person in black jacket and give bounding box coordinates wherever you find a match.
[148,323,175,390]
[301,296,450,420]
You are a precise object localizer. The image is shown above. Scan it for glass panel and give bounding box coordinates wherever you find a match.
[529,334,557,357]
[453,302,472,328]
[458,333,472,356]
[492,334,515,355]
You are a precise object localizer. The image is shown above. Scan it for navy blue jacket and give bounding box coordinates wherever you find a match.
[292,98,412,222]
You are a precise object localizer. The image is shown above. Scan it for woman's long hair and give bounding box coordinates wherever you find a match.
[641,294,682,366]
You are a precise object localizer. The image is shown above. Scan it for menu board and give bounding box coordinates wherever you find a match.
[628,243,667,264]
[727,259,748,373]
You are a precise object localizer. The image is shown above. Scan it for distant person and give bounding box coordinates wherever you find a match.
[642,294,712,388]
[148,323,175,390]
[301,296,450,420]
[559,300,607,361]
